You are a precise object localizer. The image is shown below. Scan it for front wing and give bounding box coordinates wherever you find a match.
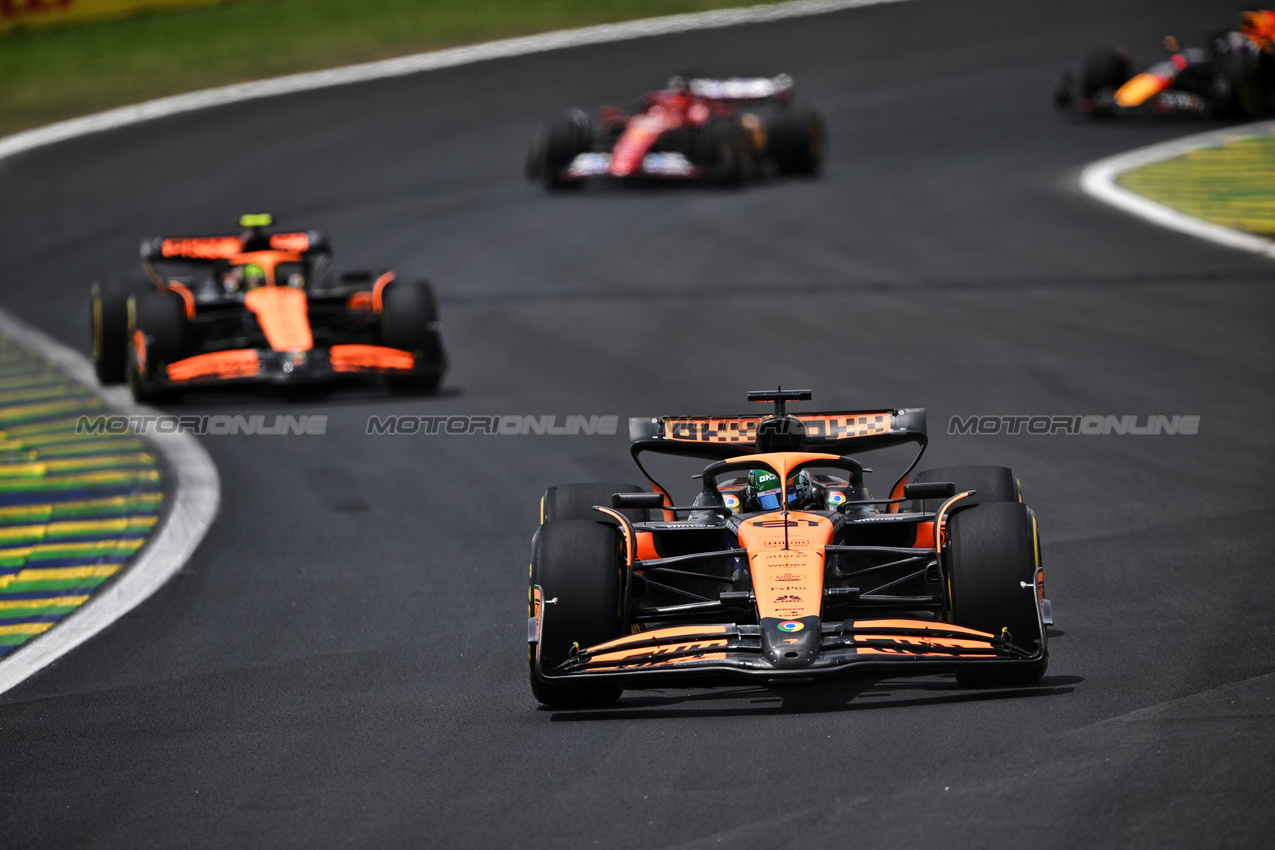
[149,344,444,388]
[530,609,1047,686]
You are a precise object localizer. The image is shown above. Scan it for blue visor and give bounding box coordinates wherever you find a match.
[757,490,782,510]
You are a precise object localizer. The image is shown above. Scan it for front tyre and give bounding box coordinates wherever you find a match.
[380,280,446,393]
[91,277,151,384]
[531,110,590,190]
[946,502,1046,686]
[530,520,625,708]
[127,290,188,403]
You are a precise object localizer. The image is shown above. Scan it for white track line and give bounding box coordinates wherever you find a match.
[1080,121,1275,260]
[0,0,909,695]
[0,309,220,698]
[0,0,908,164]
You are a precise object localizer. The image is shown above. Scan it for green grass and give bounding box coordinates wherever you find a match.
[1117,132,1275,238]
[0,0,778,138]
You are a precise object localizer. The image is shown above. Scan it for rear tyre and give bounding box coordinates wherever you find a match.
[1081,44,1133,97]
[380,280,446,393]
[91,277,151,385]
[946,502,1046,686]
[1212,51,1263,119]
[530,520,625,708]
[700,116,754,186]
[767,106,826,175]
[910,465,1020,513]
[127,290,188,403]
[541,482,650,524]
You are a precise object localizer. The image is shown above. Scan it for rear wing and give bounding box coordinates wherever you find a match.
[630,408,926,457]
[629,408,928,510]
[140,230,328,263]
[688,75,794,102]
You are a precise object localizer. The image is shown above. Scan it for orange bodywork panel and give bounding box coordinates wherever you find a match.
[634,531,659,561]
[1114,72,1169,107]
[166,350,261,383]
[244,286,313,352]
[329,344,414,373]
[849,619,997,657]
[132,330,147,374]
[166,281,196,320]
[229,250,303,287]
[584,624,732,670]
[371,272,396,313]
[738,510,833,621]
[346,291,375,311]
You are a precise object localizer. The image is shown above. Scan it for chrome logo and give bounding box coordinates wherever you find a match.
[777,621,804,633]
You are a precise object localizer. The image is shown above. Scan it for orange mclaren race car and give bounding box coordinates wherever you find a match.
[90,215,447,401]
[525,74,825,189]
[1054,9,1275,118]
[528,389,1050,708]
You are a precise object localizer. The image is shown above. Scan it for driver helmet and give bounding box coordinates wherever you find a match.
[748,468,783,510]
[788,469,814,507]
[239,262,267,288]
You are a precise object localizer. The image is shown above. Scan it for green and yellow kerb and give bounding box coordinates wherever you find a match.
[1117,130,1275,239]
[0,336,162,658]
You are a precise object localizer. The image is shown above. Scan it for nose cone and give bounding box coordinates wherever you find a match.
[762,617,820,668]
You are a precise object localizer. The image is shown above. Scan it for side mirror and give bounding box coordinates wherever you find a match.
[612,492,666,509]
[902,481,956,501]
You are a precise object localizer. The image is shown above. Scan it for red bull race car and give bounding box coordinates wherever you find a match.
[526,74,826,189]
[1054,9,1275,118]
[90,215,447,401]
[528,389,1051,708]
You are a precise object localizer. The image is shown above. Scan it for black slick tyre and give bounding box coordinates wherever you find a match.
[534,110,589,190]
[91,278,150,385]
[541,482,650,524]
[766,106,826,175]
[529,520,625,708]
[380,280,445,393]
[700,116,753,186]
[910,465,1020,513]
[945,502,1046,686]
[127,290,188,403]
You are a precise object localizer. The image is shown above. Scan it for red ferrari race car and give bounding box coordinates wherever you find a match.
[526,74,826,189]
[1054,9,1275,118]
[528,389,1051,708]
[90,215,447,401]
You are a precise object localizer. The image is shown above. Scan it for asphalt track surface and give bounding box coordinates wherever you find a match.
[1,0,1273,846]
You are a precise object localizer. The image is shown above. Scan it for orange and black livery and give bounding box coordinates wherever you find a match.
[528,389,1051,708]
[90,214,447,401]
